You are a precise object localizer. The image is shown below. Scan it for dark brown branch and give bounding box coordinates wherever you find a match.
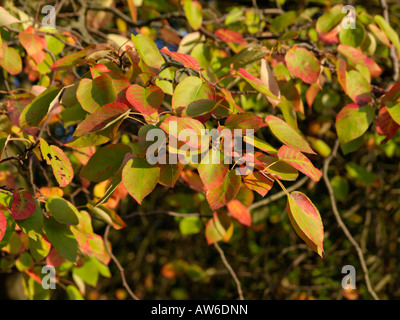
[322,140,379,300]
[103,225,140,300]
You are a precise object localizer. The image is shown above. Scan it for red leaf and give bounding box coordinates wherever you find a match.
[285,47,320,84]
[277,145,322,182]
[227,199,251,226]
[243,171,274,197]
[337,44,382,78]
[126,84,164,115]
[377,107,400,143]
[0,210,7,242]
[74,102,129,136]
[160,46,200,70]
[206,170,241,210]
[11,190,36,220]
[180,170,206,192]
[215,29,244,44]
[336,58,347,93]
[198,150,228,190]
[18,27,46,65]
[46,247,65,268]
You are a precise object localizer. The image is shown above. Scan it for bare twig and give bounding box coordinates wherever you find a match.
[322,140,379,300]
[248,176,309,211]
[103,225,140,300]
[123,211,211,220]
[213,242,244,300]
[380,0,399,83]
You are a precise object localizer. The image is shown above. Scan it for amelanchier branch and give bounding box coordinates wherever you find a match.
[213,242,244,300]
[103,225,140,300]
[379,0,399,84]
[322,140,379,300]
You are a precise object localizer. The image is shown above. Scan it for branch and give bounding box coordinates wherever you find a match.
[213,242,244,300]
[103,225,140,300]
[248,176,309,211]
[380,0,399,83]
[123,211,211,220]
[322,140,379,300]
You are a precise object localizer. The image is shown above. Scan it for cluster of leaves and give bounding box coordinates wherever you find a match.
[1,0,400,300]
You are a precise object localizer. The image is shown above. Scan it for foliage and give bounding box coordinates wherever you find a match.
[0,0,400,300]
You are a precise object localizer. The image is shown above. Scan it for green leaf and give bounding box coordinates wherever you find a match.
[66,285,84,300]
[237,68,280,100]
[15,252,33,271]
[29,235,51,262]
[0,44,22,75]
[335,103,374,145]
[94,154,135,207]
[345,162,377,186]
[19,87,61,128]
[316,5,345,34]
[186,99,219,117]
[339,22,365,47]
[330,176,349,202]
[374,15,400,53]
[40,138,74,187]
[179,217,202,235]
[184,0,203,30]
[277,145,322,181]
[43,217,78,263]
[286,191,324,257]
[76,74,117,113]
[122,157,160,204]
[243,135,278,155]
[172,76,213,110]
[73,258,99,287]
[264,160,299,181]
[265,115,315,154]
[345,70,371,106]
[270,11,297,33]
[46,197,79,225]
[80,144,131,182]
[131,34,163,72]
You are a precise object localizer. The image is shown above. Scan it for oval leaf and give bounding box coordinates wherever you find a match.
[122,157,160,204]
[286,191,324,257]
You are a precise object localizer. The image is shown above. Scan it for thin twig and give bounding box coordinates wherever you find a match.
[123,211,211,220]
[248,176,309,211]
[103,225,140,300]
[213,242,244,300]
[322,140,379,300]
[380,0,399,83]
